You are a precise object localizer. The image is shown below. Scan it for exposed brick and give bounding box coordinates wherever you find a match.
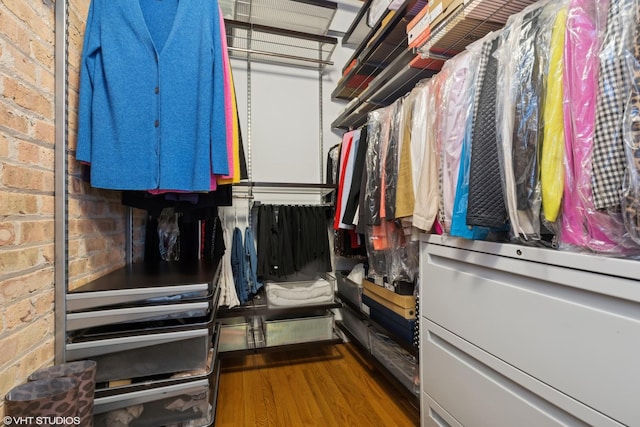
[32,290,53,316]
[5,298,34,330]
[41,242,53,264]
[0,334,19,368]
[0,133,10,159]
[1,268,54,303]
[38,194,54,215]
[0,247,40,275]
[20,220,54,244]
[17,338,54,380]
[31,39,53,70]
[15,315,53,357]
[0,365,18,398]
[2,1,53,47]
[0,190,38,215]
[33,119,55,145]
[3,43,37,87]
[2,163,47,191]
[38,70,54,94]
[68,218,96,236]
[15,140,54,168]
[84,236,106,254]
[68,257,89,279]
[0,7,19,45]
[3,77,53,119]
[0,222,16,246]
[0,100,30,135]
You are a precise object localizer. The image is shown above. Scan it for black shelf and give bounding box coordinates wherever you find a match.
[332,0,418,101]
[332,47,435,129]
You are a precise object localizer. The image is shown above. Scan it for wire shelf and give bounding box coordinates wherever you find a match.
[220,0,338,36]
[226,20,337,69]
[331,0,537,129]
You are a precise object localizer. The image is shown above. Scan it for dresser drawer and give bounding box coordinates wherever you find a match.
[420,240,640,426]
[421,319,622,427]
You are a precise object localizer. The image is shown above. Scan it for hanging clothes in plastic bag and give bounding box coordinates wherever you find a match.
[467,33,508,229]
[450,33,495,240]
[438,51,473,234]
[413,75,441,232]
[395,94,416,219]
[385,218,419,284]
[158,208,180,261]
[592,0,635,209]
[364,109,387,276]
[560,0,638,254]
[540,5,569,227]
[623,0,640,244]
[384,100,402,220]
[410,80,430,200]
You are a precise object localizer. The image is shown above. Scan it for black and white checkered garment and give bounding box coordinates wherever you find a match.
[592,0,633,209]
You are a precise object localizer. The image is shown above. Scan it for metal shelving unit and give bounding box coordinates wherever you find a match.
[331,0,537,130]
[220,0,339,69]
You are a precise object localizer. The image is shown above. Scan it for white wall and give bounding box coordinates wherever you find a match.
[230,1,360,187]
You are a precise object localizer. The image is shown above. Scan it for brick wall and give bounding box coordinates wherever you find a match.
[0,0,145,416]
[0,0,57,416]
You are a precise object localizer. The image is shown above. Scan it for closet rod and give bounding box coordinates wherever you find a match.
[227,46,334,66]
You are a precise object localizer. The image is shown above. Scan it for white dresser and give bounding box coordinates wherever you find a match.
[419,235,640,427]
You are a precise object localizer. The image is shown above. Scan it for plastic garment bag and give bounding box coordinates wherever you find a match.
[495,1,560,242]
[413,76,441,231]
[561,0,638,254]
[158,208,180,261]
[395,92,417,219]
[410,80,430,198]
[540,6,568,225]
[364,110,387,276]
[450,34,495,240]
[592,0,635,210]
[622,0,640,245]
[437,51,474,233]
[384,100,403,220]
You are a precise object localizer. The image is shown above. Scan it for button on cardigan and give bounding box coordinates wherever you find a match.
[77,0,229,191]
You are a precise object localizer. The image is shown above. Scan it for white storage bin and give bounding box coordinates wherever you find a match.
[218,319,252,352]
[264,276,335,308]
[264,314,334,347]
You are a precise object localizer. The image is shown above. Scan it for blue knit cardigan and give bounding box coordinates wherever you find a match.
[77,0,229,191]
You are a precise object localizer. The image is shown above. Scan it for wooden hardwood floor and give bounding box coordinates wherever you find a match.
[215,343,420,427]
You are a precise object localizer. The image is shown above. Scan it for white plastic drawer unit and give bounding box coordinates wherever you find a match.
[93,358,220,427]
[66,260,220,312]
[419,236,640,427]
[66,316,215,384]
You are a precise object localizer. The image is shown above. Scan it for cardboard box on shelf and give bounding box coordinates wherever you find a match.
[362,279,416,309]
